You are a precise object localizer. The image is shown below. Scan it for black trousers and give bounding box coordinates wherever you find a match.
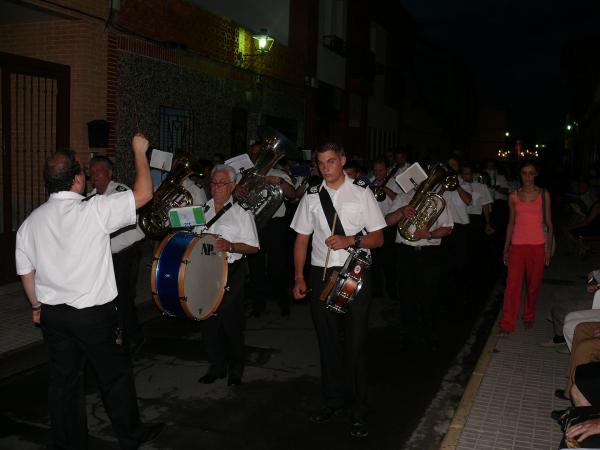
[308,265,371,420]
[248,217,291,313]
[112,242,143,345]
[40,302,143,450]
[371,226,398,299]
[396,244,442,339]
[441,223,469,304]
[200,260,248,378]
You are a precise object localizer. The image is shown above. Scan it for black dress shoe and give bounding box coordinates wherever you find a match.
[309,407,340,424]
[350,420,369,438]
[198,373,225,384]
[551,408,568,422]
[555,389,570,401]
[227,377,242,386]
[140,422,165,444]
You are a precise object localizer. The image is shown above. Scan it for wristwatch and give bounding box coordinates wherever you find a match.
[353,235,363,249]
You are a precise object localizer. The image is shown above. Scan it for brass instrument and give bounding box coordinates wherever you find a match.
[234,128,297,229]
[397,162,458,241]
[139,157,204,240]
[373,164,399,202]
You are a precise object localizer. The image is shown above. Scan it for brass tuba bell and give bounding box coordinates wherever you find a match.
[396,162,458,241]
[139,156,204,240]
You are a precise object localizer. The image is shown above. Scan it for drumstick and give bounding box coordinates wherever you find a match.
[322,213,338,281]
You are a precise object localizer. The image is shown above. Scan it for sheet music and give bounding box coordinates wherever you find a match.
[149,149,173,172]
[225,153,254,175]
[395,162,428,193]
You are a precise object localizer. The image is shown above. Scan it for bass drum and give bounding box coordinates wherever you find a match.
[151,232,228,320]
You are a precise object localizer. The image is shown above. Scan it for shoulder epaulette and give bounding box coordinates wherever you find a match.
[82,194,97,202]
[353,178,368,189]
[308,185,320,194]
[115,185,129,192]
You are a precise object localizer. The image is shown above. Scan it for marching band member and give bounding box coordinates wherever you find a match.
[291,142,386,438]
[369,158,399,299]
[442,158,472,304]
[197,164,259,386]
[15,135,160,449]
[88,156,146,353]
[385,180,453,350]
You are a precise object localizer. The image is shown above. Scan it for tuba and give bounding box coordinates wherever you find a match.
[396,162,458,241]
[234,128,297,229]
[139,157,204,240]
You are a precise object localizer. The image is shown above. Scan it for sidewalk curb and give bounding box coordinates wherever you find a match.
[439,315,500,450]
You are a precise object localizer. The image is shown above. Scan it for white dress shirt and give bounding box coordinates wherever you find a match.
[15,190,136,308]
[182,177,208,205]
[290,175,386,267]
[391,190,454,247]
[487,172,509,201]
[268,168,293,219]
[443,182,472,225]
[89,180,145,254]
[466,181,493,215]
[199,197,259,263]
[368,176,395,216]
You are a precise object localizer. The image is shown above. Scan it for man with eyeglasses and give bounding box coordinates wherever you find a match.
[196,164,259,387]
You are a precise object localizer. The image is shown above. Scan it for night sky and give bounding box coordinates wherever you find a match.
[400,0,600,144]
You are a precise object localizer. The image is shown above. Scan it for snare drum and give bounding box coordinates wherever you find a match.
[151,231,228,320]
[320,249,371,314]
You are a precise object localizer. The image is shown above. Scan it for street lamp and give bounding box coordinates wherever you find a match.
[505,131,510,137]
[238,29,275,62]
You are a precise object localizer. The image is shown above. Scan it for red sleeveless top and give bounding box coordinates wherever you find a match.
[511,190,545,245]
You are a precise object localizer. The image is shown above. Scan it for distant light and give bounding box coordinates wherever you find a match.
[252,29,274,53]
[505,132,510,137]
[535,144,539,148]
[567,124,572,131]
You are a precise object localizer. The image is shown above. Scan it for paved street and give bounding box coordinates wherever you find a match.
[0,240,500,450]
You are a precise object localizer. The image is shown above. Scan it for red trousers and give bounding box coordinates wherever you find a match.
[499,244,545,331]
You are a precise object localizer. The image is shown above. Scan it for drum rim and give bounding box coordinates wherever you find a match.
[150,232,175,314]
[178,232,228,321]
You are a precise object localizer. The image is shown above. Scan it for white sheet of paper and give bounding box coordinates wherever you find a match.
[149,149,173,171]
[395,162,428,193]
[225,153,254,175]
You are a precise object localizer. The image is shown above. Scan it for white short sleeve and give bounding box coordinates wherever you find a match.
[91,191,136,234]
[290,194,314,235]
[15,230,34,275]
[361,189,387,232]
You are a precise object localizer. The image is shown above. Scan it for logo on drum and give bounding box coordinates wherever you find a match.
[201,243,215,256]
[353,265,361,274]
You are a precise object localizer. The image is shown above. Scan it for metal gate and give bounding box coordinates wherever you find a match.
[0,52,69,284]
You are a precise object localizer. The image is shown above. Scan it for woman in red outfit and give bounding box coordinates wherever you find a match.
[497,161,553,336]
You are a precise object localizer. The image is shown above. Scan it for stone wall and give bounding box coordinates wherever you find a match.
[114,51,305,185]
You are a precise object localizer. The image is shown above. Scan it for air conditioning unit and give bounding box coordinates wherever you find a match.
[322,35,346,56]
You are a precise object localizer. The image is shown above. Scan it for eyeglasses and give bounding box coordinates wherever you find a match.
[211,180,233,186]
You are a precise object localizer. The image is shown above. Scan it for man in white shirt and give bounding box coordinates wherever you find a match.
[291,142,386,438]
[385,185,454,350]
[442,158,472,305]
[369,158,399,299]
[15,135,158,449]
[247,163,298,317]
[197,164,259,387]
[89,156,147,353]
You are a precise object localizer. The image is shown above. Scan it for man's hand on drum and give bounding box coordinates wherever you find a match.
[293,277,308,300]
[325,235,353,250]
[215,237,232,253]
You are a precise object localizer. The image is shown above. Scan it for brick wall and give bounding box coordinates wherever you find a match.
[115,0,305,86]
[0,18,108,160]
